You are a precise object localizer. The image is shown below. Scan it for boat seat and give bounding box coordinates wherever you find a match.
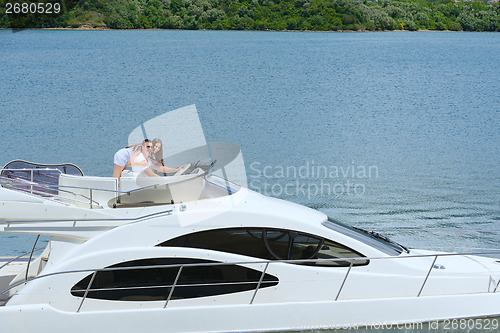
[58,174,118,208]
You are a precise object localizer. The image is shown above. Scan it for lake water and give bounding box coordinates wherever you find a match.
[1,30,499,260]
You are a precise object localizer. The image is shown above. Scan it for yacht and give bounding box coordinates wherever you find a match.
[0,106,499,332]
[0,159,499,332]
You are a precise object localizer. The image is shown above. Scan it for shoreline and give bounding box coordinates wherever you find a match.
[2,0,499,34]
[2,27,499,33]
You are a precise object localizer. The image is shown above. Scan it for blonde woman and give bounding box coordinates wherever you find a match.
[129,139,186,177]
[112,139,150,179]
[147,138,186,174]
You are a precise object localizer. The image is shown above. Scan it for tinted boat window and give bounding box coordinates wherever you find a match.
[159,228,368,267]
[71,258,278,301]
[323,218,405,256]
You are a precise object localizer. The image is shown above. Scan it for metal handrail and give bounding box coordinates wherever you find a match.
[0,167,64,174]
[0,181,103,209]
[3,209,172,226]
[1,167,207,197]
[0,167,64,195]
[1,170,238,211]
[77,271,96,313]
[369,228,500,233]
[5,175,204,196]
[335,260,354,301]
[77,280,264,294]
[0,248,45,270]
[25,235,40,282]
[204,174,240,194]
[164,266,183,308]
[417,255,438,297]
[1,173,209,209]
[2,250,499,311]
[250,262,269,305]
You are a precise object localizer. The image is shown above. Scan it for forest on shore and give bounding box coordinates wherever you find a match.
[1,0,500,31]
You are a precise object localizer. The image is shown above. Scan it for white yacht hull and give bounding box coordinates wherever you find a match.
[1,158,499,332]
[1,293,499,332]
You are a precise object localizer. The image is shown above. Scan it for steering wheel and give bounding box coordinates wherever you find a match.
[174,163,191,176]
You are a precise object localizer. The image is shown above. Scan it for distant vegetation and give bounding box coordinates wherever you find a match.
[1,0,499,31]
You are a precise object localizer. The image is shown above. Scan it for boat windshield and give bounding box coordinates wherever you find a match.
[0,160,83,196]
[126,105,247,188]
[323,218,408,256]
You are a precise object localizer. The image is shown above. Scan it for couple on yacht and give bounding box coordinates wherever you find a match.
[112,139,185,179]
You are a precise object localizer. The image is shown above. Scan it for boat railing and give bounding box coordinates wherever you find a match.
[0,167,105,208]
[0,167,63,195]
[0,210,174,300]
[1,170,232,209]
[0,209,172,269]
[2,209,173,228]
[0,173,174,209]
[0,248,45,271]
[0,179,197,209]
[1,250,499,311]
[204,174,241,195]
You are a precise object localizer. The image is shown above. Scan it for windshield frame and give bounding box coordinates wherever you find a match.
[323,217,406,256]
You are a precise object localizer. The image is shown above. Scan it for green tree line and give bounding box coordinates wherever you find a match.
[1,0,499,31]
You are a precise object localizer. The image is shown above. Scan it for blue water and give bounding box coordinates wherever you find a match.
[0,30,499,257]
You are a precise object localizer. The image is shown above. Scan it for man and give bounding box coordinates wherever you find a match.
[132,139,185,177]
